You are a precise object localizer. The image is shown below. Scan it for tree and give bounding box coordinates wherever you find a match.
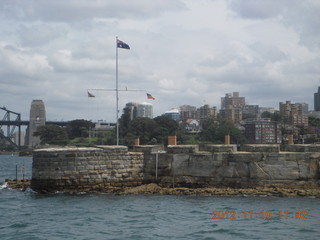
[66,119,94,139]
[154,116,179,143]
[33,124,68,144]
[200,120,247,144]
[126,117,158,144]
[261,111,281,121]
[119,107,131,138]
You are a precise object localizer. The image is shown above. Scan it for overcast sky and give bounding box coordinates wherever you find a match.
[1,0,319,122]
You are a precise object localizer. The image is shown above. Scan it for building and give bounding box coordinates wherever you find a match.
[197,104,216,123]
[179,105,197,121]
[314,87,320,111]
[219,106,242,123]
[259,107,276,114]
[13,131,25,146]
[295,102,309,114]
[92,122,115,138]
[243,105,260,119]
[221,92,245,109]
[279,101,308,128]
[245,118,282,144]
[125,102,153,119]
[220,92,245,122]
[163,109,180,121]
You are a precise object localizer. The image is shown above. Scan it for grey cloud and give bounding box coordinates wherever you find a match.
[0,0,186,22]
[18,23,67,47]
[228,0,320,49]
[228,0,297,19]
[0,44,52,83]
[249,42,288,62]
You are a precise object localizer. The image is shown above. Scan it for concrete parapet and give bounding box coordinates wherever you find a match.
[132,145,164,154]
[282,144,320,152]
[203,144,237,153]
[166,145,199,154]
[94,145,128,153]
[241,144,280,153]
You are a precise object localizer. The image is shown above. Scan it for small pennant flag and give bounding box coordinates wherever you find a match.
[87,91,95,97]
[117,39,130,49]
[147,93,155,100]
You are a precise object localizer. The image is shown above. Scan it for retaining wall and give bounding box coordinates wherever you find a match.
[31,146,143,192]
[31,144,320,192]
[141,144,320,188]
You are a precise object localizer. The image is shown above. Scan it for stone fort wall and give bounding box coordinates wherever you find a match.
[139,144,320,188]
[31,146,144,192]
[31,144,320,192]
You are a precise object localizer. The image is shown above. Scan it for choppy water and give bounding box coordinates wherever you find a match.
[0,155,319,240]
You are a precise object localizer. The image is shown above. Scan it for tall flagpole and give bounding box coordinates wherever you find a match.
[116,36,119,145]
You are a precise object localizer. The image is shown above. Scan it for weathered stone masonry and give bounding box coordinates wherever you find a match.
[31,144,320,192]
[31,146,144,192]
[137,144,320,188]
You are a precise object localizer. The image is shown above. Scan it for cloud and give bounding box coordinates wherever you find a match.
[0,0,319,122]
[0,0,186,22]
[0,43,52,83]
[18,23,67,47]
[228,0,320,49]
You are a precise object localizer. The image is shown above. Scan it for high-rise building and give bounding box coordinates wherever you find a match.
[179,105,197,121]
[244,118,282,144]
[279,101,308,128]
[314,87,320,111]
[197,104,216,123]
[221,92,245,109]
[125,102,153,119]
[219,105,242,123]
[163,109,180,121]
[243,105,259,117]
[220,92,245,122]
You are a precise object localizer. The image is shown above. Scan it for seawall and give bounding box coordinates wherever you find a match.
[31,144,320,193]
[31,146,143,193]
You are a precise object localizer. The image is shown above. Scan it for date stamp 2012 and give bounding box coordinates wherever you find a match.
[211,210,308,220]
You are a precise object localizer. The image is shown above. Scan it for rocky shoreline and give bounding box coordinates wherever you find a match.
[3,179,320,198]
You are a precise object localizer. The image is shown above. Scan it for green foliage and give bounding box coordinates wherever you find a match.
[154,116,179,143]
[199,120,247,144]
[118,114,181,145]
[261,111,281,121]
[33,124,68,144]
[309,116,320,127]
[119,107,131,138]
[66,119,94,139]
[94,130,117,145]
[126,117,159,144]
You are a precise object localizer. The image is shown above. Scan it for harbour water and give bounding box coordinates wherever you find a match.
[0,154,319,240]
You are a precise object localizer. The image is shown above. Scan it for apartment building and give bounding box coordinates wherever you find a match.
[245,118,282,144]
[279,101,308,128]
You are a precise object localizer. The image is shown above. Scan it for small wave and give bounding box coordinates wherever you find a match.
[0,182,8,189]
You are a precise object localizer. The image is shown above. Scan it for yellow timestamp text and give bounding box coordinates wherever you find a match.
[211,210,308,220]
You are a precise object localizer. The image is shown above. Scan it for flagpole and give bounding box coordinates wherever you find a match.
[116,36,119,145]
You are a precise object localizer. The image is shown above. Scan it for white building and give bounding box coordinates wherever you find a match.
[125,102,153,119]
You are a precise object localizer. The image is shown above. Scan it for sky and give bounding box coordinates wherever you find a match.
[0,0,319,122]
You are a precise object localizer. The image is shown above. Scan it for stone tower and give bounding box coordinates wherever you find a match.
[27,100,46,148]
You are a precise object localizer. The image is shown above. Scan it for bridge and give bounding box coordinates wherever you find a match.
[0,103,72,149]
[0,102,115,149]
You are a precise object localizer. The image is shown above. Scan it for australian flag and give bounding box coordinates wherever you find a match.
[117,39,130,49]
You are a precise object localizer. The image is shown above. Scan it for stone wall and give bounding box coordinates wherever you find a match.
[31,146,143,192]
[31,144,320,193]
[141,144,320,188]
